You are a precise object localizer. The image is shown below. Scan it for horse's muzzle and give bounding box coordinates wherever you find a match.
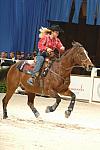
[86,65,94,72]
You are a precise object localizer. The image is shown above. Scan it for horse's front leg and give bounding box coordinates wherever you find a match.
[27,92,40,118]
[62,89,76,118]
[45,89,61,113]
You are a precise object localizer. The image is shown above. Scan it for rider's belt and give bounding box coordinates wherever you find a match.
[40,51,49,58]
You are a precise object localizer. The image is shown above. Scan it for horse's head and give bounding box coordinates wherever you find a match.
[72,41,94,71]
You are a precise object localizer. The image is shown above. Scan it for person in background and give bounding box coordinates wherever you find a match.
[26,52,32,60]
[16,51,21,60]
[7,51,16,65]
[0,51,8,66]
[9,51,16,62]
[27,25,65,85]
[0,51,7,58]
[20,51,25,60]
[0,51,14,67]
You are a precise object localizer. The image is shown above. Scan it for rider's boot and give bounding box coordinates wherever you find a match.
[27,72,39,86]
[41,60,53,77]
[41,67,49,77]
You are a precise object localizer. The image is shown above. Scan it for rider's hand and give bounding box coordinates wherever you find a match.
[47,48,53,54]
[60,46,65,51]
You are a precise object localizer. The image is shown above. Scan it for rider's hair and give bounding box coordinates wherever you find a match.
[39,27,51,38]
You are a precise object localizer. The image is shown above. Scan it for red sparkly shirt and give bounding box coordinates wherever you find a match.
[38,34,64,53]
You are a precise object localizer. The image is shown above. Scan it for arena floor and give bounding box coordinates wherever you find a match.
[0,93,100,150]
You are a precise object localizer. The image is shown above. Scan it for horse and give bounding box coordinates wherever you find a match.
[1,41,94,119]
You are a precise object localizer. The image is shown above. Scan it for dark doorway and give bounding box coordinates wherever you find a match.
[50,20,100,67]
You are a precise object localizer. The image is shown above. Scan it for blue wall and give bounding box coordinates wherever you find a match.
[0,0,100,53]
[0,0,49,53]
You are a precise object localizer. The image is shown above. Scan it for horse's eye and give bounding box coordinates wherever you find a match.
[80,52,83,55]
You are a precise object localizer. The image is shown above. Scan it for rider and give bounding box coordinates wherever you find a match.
[27,25,65,85]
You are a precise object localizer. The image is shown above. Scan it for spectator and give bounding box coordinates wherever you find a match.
[0,51,14,67]
[26,52,31,60]
[0,51,7,65]
[9,51,16,62]
[20,51,25,60]
[16,51,21,60]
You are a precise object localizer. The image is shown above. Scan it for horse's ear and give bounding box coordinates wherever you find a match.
[72,41,82,47]
[72,40,76,46]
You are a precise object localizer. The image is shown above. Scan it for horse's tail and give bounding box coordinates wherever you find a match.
[16,60,26,71]
[0,67,10,82]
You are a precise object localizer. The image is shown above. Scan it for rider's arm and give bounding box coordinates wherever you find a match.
[56,38,65,53]
[38,35,47,52]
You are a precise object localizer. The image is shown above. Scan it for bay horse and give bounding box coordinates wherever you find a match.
[2,42,94,119]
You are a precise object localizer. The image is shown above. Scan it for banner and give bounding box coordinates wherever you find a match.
[92,78,100,102]
[69,75,93,101]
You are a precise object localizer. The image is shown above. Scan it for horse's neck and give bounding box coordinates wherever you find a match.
[51,52,74,77]
[60,52,74,69]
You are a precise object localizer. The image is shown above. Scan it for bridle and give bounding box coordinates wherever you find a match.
[74,45,90,68]
[81,58,89,65]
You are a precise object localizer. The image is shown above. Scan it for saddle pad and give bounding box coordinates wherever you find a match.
[21,63,35,72]
[17,60,50,76]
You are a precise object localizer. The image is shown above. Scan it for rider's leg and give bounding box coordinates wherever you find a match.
[27,55,44,85]
[31,55,44,77]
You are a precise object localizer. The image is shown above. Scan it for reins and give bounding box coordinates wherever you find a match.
[48,44,89,80]
[49,69,66,81]
[49,63,73,81]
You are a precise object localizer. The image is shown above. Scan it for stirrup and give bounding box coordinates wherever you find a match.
[32,72,39,78]
[27,78,34,86]
[41,68,49,77]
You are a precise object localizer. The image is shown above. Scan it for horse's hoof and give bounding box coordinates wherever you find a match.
[65,110,71,118]
[34,111,40,118]
[3,115,8,119]
[45,106,51,113]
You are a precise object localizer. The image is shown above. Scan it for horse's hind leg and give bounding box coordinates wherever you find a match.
[45,90,61,113]
[2,88,18,119]
[27,92,40,118]
[2,74,20,119]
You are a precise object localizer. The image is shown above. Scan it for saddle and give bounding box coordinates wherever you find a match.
[20,62,35,73]
[17,58,50,77]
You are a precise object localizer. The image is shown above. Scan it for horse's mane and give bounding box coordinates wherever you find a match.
[72,41,82,48]
[61,41,82,59]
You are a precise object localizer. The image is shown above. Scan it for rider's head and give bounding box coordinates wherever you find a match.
[48,25,64,38]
